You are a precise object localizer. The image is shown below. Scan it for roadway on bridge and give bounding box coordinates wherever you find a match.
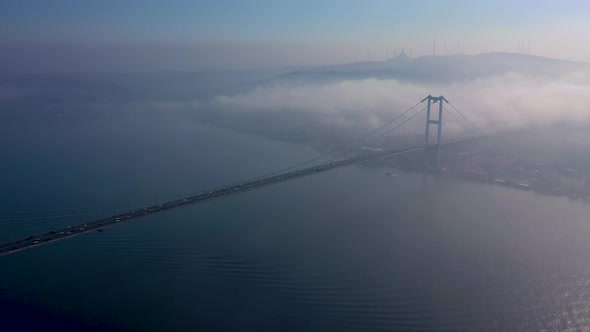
[1,145,435,257]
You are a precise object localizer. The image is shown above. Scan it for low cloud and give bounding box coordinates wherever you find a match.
[211,72,590,133]
[212,79,427,132]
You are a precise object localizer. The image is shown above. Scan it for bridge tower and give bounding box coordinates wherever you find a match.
[421,95,448,170]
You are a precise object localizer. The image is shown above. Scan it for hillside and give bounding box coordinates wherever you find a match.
[268,52,589,84]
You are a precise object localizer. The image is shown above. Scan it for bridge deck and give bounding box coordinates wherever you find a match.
[0,137,479,257]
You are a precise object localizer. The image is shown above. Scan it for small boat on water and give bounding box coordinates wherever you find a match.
[386,172,400,177]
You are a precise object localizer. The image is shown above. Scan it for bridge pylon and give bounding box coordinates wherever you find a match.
[421,95,448,170]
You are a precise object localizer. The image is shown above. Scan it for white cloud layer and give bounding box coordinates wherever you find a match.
[212,72,590,133]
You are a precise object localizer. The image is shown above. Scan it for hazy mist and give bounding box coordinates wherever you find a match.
[210,71,590,132]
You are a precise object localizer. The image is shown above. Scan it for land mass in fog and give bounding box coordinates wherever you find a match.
[2,52,590,198]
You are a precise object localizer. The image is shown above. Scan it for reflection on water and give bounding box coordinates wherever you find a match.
[2,109,590,331]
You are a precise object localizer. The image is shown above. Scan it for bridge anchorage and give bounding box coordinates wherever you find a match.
[421,95,449,171]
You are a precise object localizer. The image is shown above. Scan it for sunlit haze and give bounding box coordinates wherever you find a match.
[2,0,590,71]
[5,1,590,331]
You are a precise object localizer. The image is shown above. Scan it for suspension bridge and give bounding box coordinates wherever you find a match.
[0,95,482,257]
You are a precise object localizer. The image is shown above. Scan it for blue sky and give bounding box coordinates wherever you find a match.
[1,0,590,68]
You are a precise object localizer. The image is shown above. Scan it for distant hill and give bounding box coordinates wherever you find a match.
[265,52,590,84]
[2,52,588,103]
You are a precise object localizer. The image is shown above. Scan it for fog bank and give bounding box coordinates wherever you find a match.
[212,72,590,132]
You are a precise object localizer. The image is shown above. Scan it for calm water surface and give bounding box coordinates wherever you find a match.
[2,107,590,331]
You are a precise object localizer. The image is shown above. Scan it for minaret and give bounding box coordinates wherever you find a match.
[433,38,436,56]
